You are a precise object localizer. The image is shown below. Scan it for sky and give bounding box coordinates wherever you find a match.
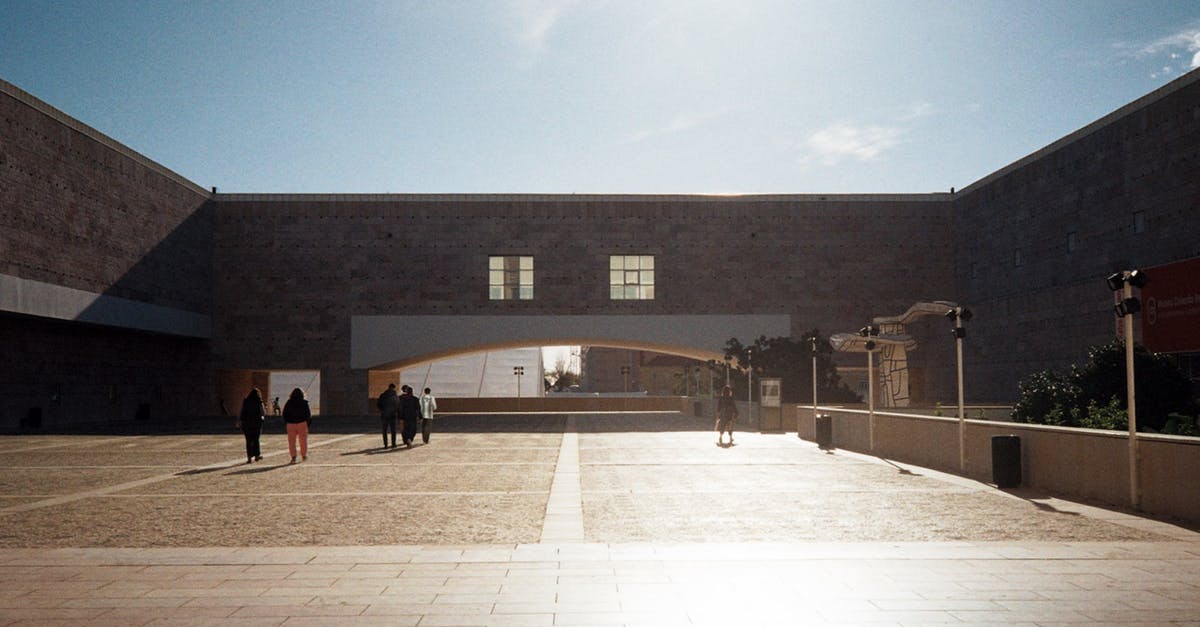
[2,1,1199,196]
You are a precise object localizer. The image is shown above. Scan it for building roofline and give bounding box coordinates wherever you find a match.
[956,67,1200,196]
[0,77,211,198]
[211,192,953,203]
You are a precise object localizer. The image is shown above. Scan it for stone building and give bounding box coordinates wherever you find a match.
[2,69,1199,427]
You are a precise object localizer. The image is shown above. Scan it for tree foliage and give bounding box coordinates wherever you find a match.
[1012,339,1196,432]
[722,331,860,404]
[544,356,580,392]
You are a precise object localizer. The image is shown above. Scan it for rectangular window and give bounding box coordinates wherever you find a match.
[1066,231,1077,254]
[489,256,533,300]
[610,255,655,300]
[1013,248,1023,268]
[1133,210,1146,234]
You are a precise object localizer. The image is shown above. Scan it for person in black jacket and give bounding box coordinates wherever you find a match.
[377,383,399,448]
[238,388,266,463]
[282,387,312,463]
[398,385,421,448]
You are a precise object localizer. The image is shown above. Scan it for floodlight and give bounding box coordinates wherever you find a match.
[1106,272,1126,291]
[1127,270,1149,288]
[1114,297,1142,317]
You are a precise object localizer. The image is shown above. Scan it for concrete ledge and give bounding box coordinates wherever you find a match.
[0,273,211,338]
[351,314,791,369]
[793,404,1200,526]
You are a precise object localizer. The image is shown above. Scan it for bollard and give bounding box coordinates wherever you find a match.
[991,434,1021,488]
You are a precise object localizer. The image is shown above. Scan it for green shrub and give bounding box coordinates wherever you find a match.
[1075,397,1127,431]
[1163,413,1200,437]
[1012,339,1197,432]
[1012,369,1080,425]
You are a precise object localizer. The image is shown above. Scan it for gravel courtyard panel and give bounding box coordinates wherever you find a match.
[0,494,547,547]
[0,468,174,496]
[126,463,556,494]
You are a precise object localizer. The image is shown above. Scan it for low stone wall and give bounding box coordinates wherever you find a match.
[793,405,1200,526]
[427,396,692,414]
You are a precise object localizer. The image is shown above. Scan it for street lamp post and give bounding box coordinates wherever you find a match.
[1108,269,1148,509]
[513,366,524,401]
[620,365,630,393]
[746,348,753,426]
[859,326,880,451]
[810,335,818,423]
[945,306,972,471]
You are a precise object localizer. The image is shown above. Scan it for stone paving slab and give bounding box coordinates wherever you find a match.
[1,412,1198,625]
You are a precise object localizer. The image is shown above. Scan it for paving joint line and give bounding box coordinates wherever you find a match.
[0,433,365,514]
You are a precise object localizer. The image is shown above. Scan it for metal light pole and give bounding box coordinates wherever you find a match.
[620,365,630,393]
[746,349,753,426]
[513,366,524,400]
[946,307,971,472]
[1108,269,1148,509]
[810,336,818,421]
[868,348,876,451]
[1123,284,1139,508]
[859,326,879,452]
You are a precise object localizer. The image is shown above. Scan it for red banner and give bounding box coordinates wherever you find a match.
[1141,256,1200,353]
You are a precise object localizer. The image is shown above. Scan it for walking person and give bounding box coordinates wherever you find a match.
[716,385,739,447]
[399,384,421,448]
[377,383,399,448]
[238,388,266,463]
[419,387,438,444]
[282,387,311,463]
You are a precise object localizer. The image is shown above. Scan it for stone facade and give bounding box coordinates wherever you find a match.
[2,69,1198,424]
[955,71,1200,398]
[211,194,956,414]
[1,80,214,428]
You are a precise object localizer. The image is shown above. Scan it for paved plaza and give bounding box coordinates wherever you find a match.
[1,412,1198,625]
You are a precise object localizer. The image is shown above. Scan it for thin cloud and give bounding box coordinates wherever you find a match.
[899,101,936,121]
[800,123,904,166]
[621,109,731,145]
[1121,25,1200,79]
[510,0,578,58]
[794,101,937,166]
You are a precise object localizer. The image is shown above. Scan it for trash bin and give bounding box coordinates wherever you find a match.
[24,407,43,430]
[991,434,1021,488]
[815,413,833,449]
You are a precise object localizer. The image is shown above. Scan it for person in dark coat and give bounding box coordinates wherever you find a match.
[238,388,266,463]
[398,384,421,448]
[716,385,739,447]
[282,387,312,463]
[377,383,399,448]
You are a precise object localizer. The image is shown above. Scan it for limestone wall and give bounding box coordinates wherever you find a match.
[802,405,1200,526]
[0,79,215,427]
[211,194,957,414]
[953,70,1200,399]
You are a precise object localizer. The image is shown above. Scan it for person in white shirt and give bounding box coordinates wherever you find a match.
[419,387,438,444]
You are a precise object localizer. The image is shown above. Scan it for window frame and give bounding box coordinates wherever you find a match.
[609,254,655,300]
[488,255,534,301]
